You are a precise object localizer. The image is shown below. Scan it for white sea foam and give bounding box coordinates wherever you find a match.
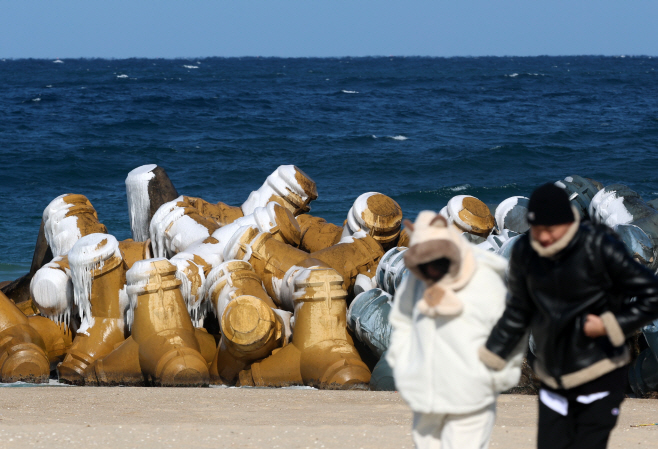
[389,135,408,140]
[53,59,63,64]
[32,98,41,102]
[506,73,519,78]
[116,74,128,78]
[449,184,470,192]
[183,65,199,69]
[342,90,359,94]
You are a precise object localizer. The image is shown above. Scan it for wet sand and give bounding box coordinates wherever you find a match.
[0,388,656,448]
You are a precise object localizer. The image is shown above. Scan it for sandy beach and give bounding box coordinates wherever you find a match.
[0,388,656,448]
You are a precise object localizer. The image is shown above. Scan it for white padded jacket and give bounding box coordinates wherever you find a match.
[387,245,525,414]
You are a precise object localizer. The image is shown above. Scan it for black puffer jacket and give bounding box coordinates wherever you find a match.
[483,221,658,389]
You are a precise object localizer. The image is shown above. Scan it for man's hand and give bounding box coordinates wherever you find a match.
[583,314,607,338]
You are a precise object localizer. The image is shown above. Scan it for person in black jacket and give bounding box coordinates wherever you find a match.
[478,183,658,449]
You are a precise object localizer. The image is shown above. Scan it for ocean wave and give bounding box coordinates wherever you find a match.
[505,72,544,78]
[183,65,199,69]
[388,135,408,141]
[31,97,41,102]
[116,74,129,78]
[341,90,359,94]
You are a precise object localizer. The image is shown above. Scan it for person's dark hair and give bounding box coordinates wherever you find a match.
[418,257,451,282]
[527,183,574,226]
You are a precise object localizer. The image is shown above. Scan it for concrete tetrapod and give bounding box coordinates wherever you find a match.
[206,260,288,384]
[241,165,318,217]
[165,203,302,327]
[589,184,658,272]
[85,328,216,386]
[125,164,180,242]
[296,193,404,253]
[347,288,393,358]
[0,291,50,383]
[150,197,221,259]
[126,258,209,387]
[296,214,343,253]
[494,196,530,235]
[240,267,371,390]
[341,192,403,252]
[27,316,73,370]
[310,232,384,297]
[57,234,128,385]
[43,194,109,258]
[555,175,602,219]
[440,195,495,238]
[182,196,244,227]
[375,246,409,296]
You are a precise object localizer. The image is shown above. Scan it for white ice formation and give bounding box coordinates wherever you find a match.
[125,164,157,242]
[589,189,634,228]
[68,233,121,335]
[495,196,530,234]
[241,165,312,215]
[43,194,82,257]
[444,195,476,232]
[149,196,212,258]
[169,252,208,327]
[125,258,168,330]
[341,192,379,240]
[30,257,73,326]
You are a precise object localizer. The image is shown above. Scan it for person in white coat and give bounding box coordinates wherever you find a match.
[387,210,526,449]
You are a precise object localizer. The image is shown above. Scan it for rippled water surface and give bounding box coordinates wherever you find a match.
[1,56,657,280]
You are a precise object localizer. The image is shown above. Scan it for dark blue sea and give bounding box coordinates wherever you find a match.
[1,56,657,281]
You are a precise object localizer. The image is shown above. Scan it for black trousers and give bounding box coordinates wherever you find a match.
[537,389,624,449]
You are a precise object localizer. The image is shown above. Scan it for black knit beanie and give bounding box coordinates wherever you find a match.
[527,183,574,226]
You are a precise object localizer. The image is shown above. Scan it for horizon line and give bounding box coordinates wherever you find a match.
[2,54,657,61]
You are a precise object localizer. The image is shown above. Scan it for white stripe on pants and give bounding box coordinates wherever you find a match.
[412,403,496,449]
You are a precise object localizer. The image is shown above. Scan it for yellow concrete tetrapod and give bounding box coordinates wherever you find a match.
[86,328,217,386]
[296,214,344,253]
[206,260,285,384]
[58,234,127,385]
[444,195,495,237]
[118,239,152,269]
[310,234,384,296]
[342,193,403,251]
[241,165,318,217]
[0,291,50,383]
[224,226,316,307]
[127,258,209,387]
[182,196,245,226]
[242,267,371,389]
[43,194,108,257]
[27,316,73,368]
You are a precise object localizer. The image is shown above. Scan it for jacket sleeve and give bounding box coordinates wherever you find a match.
[599,230,658,344]
[385,275,419,370]
[480,238,535,370]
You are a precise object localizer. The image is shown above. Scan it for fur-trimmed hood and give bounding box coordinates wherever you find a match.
[403,211,477,317]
